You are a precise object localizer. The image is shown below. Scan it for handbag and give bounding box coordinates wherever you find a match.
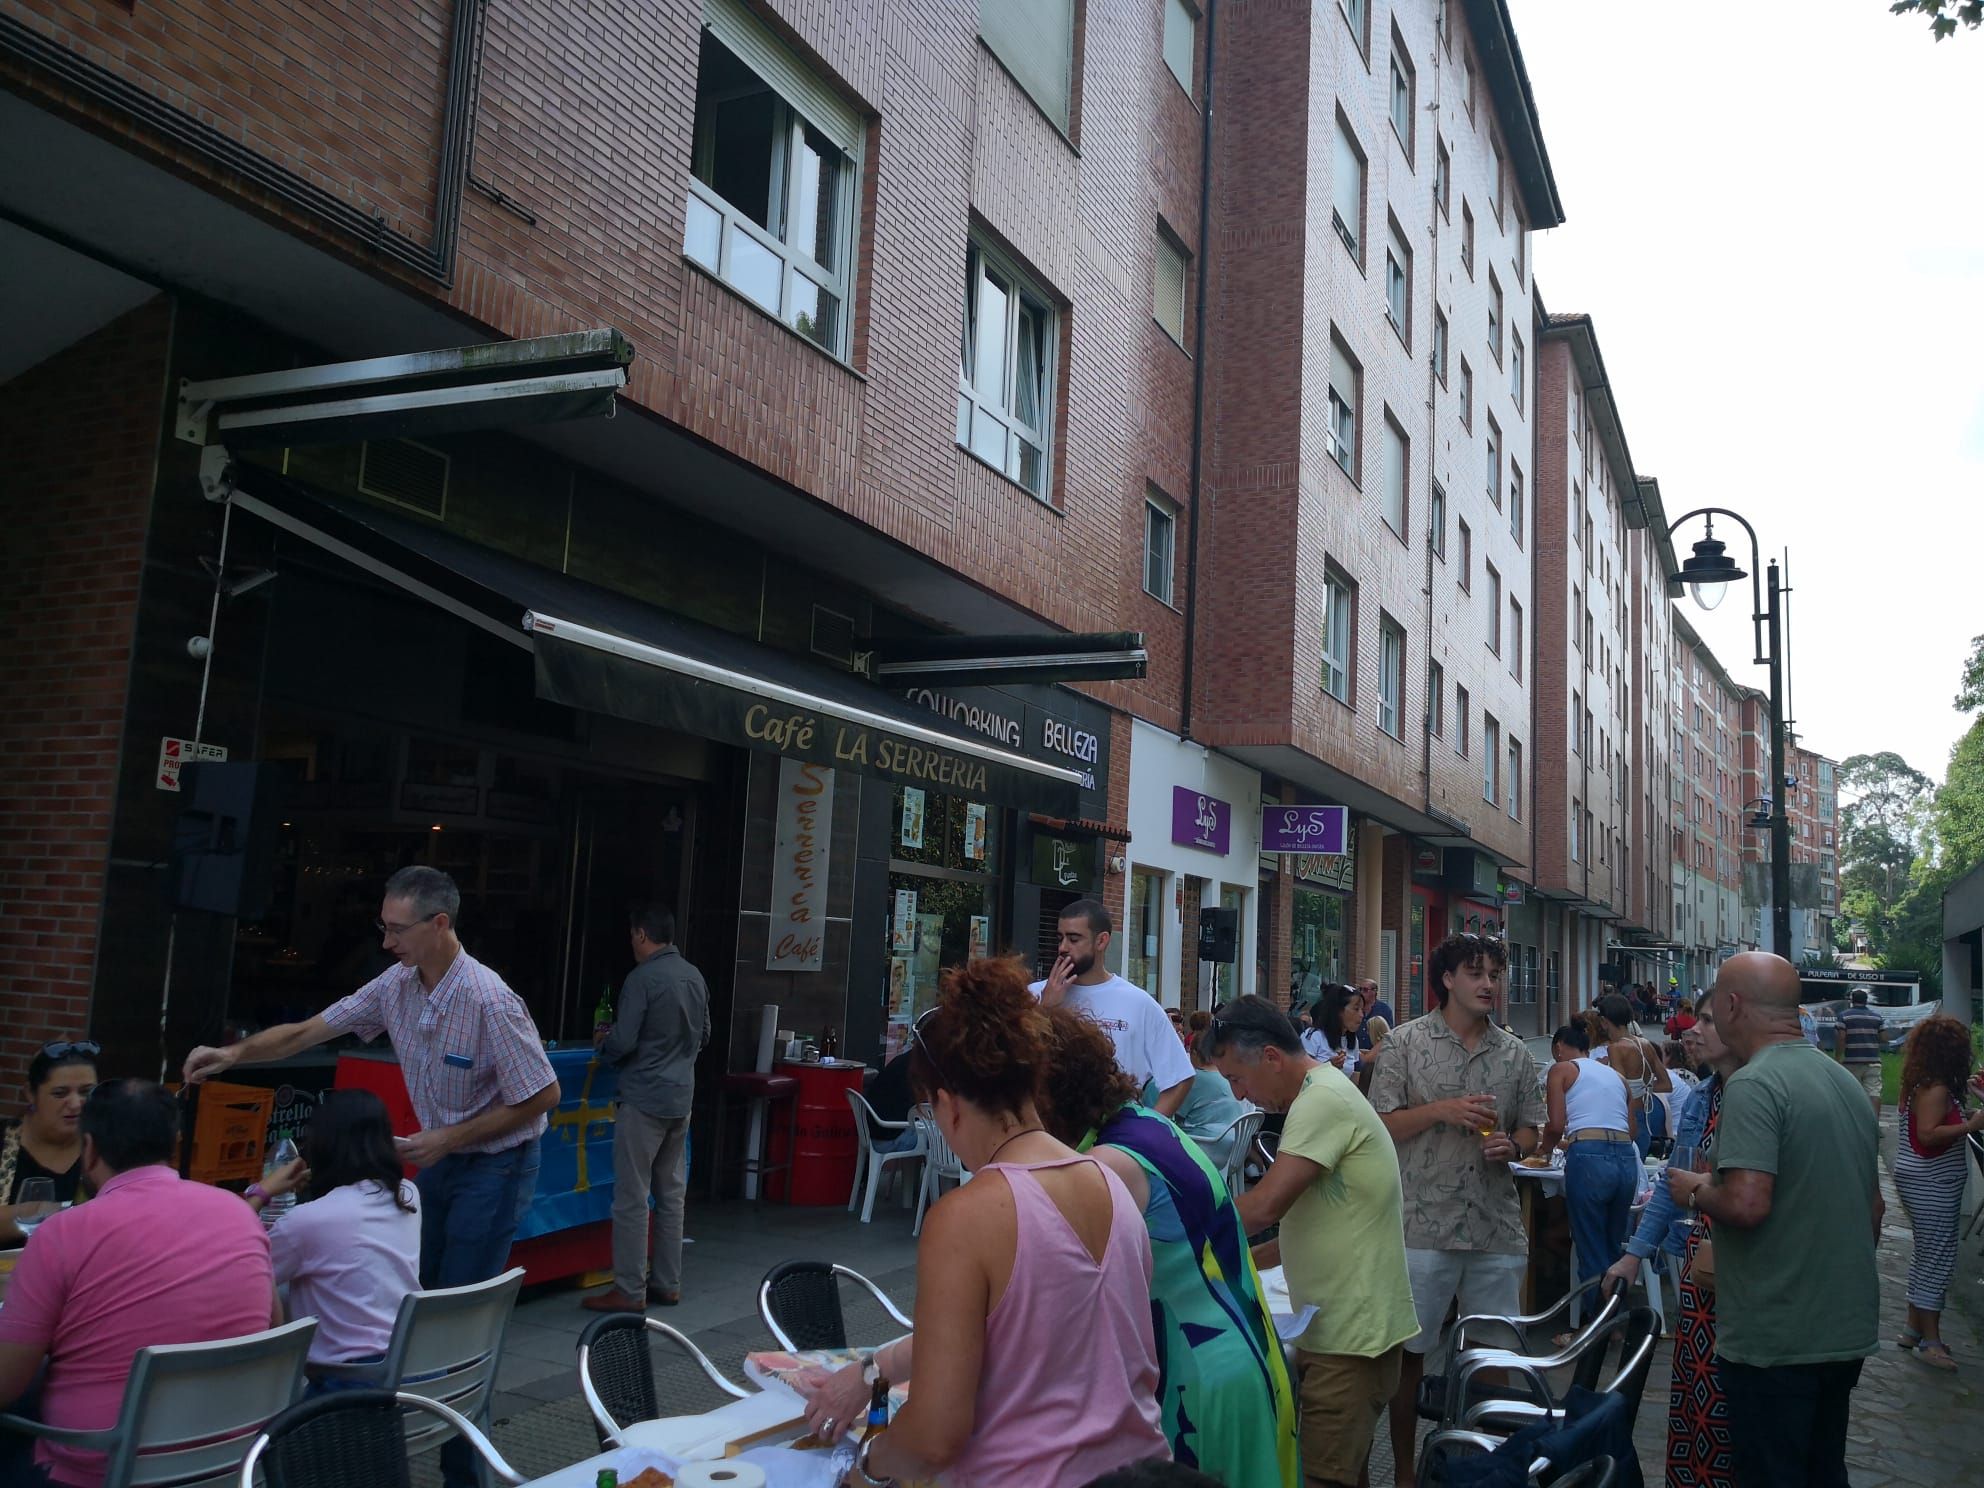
[1687,1232,1715,1294]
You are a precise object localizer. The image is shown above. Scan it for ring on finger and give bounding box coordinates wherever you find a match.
[823,1417,837,1434]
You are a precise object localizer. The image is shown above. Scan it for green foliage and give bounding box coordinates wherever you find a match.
[1956,634,1984,715]
[1935,719,1984,874]
[1891,0,1984,40]
[1836,752,1933,949]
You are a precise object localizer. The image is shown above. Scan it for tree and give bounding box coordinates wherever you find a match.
[1955,633,1984,714]
[1891,0,1984,40]
[1935,719,1984,874]
[1835,752,1934,947]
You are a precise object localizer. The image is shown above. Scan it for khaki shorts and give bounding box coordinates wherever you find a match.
[1296,1344,1404,1488]
[1847,1062,1882,1101]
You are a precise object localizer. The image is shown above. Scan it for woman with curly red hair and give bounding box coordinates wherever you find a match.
[1892,1015,1984,1370]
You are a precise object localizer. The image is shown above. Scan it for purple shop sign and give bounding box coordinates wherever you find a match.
[1171,787,1232,854]
[1260,804,1349,855]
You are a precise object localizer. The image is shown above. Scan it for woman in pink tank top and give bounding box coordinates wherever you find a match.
[839,958,1169,1488]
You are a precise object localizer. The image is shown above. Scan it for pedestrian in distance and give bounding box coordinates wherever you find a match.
[1890,1016,1984,1372]
[1663,953,1880,1488]
[1833,988,1886,1118]
[584,904,709,1313]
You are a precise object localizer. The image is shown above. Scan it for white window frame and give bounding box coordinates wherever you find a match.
[1435,137,1451,217]
[1456,684,1470,757]
[1382,413,1408,537]
[1487,271,1504,364]
[1510,330,1525,409]
[1332,115,1366,261]
[1509,736,1522,821]
[1389,42,1414,151]
[1484,715,1501,804]
[1509,597,1522,680]
[1328,337,1359,476]
[1427,659,1444,737]
[1461,200,1475,275]
[1510,462,1524,546]
[1429,479,1447,559]
[1378,617,1403,739]
[1432,308,1449,385]
[1485,415,1501,507]
[1486,563,1502,655]
[1144,491,1177,604]
[1322,570,1352,703]
[1385,221,1411,345]
[687,0,862,359]
[957,238,1057,498]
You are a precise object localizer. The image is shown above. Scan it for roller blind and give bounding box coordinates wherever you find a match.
[1332,119,1363,250]
[704,0,860,154]
[980,0,1074,131]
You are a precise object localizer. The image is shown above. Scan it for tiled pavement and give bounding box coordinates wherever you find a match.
[425,1123,1981,1485]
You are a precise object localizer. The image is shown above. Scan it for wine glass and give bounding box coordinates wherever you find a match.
[14,1178,58,1241]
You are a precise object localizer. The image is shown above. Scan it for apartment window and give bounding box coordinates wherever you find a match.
[1432,308,1449,385]
[1143,490,1177,604]
[1322,568,1353,702]
[1462,46,1475,118]
[1459,357,1473,429]
[1456,685,1471,757]
[1378,616,1404,738]
[1388,37,1415,151]
[1510,462,1524,546]
[1508,737,1522,820]
[1571,690,1581,753]
[1162,0,1197,95]
[1382,413,1409,537]
[1484,715,1501,804]
[1435,138,1451,217]
[1429,480,1447,558]
[957,240,1056,497]
[1427,660,1444,737]
[1510,331,1525,409]
[1461,201,1475,275]
[1571,798,1581,861]
[1490,136,1506,224]
[1153,225,1189,345]
[979,0,1074,130]
[1514,206,1527,281]
[1509,597,1522,680]
[1457,517,1472,591]
[1341,0,1369,52]
[1332,115,1366,261]
[1584,707,1594,758]
[1385,220,1412,344]
[1328,336,1360,477]
[1487,271,1504,363]
[687,4,862,356]
[1485,415,1501,506]
[1486,563,1502,654]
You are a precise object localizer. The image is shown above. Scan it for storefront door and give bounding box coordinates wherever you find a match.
[560,782,697,1036]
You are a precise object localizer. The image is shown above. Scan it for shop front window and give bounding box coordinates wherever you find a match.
[1290,886,1346,1004]
[1127,868,1165,998]
[884,785,1001,1058]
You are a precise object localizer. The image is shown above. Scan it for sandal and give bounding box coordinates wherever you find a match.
[1916,1341,1959,1372]
[1897,1326,1923,1350]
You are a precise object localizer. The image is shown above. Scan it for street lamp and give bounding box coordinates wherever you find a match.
[1669,507,1793,962]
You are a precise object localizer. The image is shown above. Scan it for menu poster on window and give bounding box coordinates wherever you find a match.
[969,914,990,961]
[964,802,988,861]
[889,956,910,1016]
[892,889,918,953]
[900,787,926,849]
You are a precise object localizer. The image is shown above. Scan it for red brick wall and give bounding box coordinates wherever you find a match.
[0,298,171,1089]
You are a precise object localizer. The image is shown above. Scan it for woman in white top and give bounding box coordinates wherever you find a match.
[1539,1021,1639,1309]
[1299,984,1366,1091]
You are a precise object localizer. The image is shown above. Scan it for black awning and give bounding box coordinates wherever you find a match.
[229,479,1085,816]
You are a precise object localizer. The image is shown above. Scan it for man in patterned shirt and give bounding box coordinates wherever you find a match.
[1368,933,1546,1488]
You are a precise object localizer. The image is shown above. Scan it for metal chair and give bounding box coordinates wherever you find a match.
[910,1104,969,1236]
[236,1389,523,1488]
[576,1313,749,1450]
[309,1267,523,1465]
[758,1260,914,1352]
[1461,1307,1663,1435]
[0,1317,315,1487]
[1418,1277,1625,1427]
[1208,1109,1265,1197]
[845,1088,926,1223]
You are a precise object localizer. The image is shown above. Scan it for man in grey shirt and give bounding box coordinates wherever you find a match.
[583,904,709,1312]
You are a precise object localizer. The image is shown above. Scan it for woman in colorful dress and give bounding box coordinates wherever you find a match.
[1039,1006,1300,1488]
[1892,1015,1984,1371]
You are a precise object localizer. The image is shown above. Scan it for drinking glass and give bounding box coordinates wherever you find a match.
[14,1178,58,1240]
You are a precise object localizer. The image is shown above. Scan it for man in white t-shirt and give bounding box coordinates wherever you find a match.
[1029,899,1195,1117]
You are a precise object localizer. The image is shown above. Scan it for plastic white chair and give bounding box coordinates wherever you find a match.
[845,1088,926,1223]
[1208,1109,1265,1197]
[0,1316,316,1487]
[911,1104,969,1236]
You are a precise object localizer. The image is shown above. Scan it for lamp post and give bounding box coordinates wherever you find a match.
[1669,510,1792,963]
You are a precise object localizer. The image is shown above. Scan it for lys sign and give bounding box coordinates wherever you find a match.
[766,758,833,971]
[1171,787,1232,855]
[1260,804,1349,855]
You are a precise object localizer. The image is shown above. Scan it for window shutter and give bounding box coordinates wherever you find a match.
[979,0,1074,131]
[704,0,860,153]
[1332,120,1362,247]
[1153,231,1186,341]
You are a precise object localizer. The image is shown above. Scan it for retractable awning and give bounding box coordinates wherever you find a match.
[223,477,1085,816]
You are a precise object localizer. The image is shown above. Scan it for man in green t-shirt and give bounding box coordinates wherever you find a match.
[1666,952,1881,1488]
[1208,996,1417,1488]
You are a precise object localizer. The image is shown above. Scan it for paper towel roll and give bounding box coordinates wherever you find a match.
[675,1461,767,1488]
[756,1004,780,1074]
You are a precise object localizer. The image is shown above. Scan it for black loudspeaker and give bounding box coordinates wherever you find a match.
[1198,906,1239,964]
[170,762,279,918]
[1598,961,1628,988]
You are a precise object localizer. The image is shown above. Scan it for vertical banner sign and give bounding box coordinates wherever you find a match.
[767,759,834,971]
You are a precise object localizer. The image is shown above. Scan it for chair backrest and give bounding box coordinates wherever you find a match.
[912,1105,965,1179]
[241,1389,412,1488]
[1215,1110,1265,1188]
[108,1316,316,1487]
[844,1088,881,1154]
[576,1313,658,1445]
[760,1260,848,1351]
[381,1267,524,1450]
[1590,1307,1660,1417]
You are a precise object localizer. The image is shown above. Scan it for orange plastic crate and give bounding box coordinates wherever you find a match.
[174,1081,277,1185]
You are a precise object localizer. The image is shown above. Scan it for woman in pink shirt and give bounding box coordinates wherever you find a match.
[254,1089,420,1382]
[838,959,1169,1488]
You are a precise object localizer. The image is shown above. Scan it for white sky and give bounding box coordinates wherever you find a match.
[1510,0,1984,786]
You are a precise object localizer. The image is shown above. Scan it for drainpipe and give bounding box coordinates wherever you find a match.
[1178,0,1218,740]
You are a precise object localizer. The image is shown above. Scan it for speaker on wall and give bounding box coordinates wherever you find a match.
[170,762,279,918]
[1598,960,1629,988]
[1198,906,1239,964]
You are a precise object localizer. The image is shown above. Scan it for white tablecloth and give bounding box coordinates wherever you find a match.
[521,1393,824,1486]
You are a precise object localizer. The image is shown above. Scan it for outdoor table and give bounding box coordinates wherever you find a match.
[520,1392,814,1486]
[1255,1264,1307,1371]
[1509,1160,1565,1309]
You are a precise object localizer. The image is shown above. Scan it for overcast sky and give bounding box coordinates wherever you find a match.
[1510,0,1984,786]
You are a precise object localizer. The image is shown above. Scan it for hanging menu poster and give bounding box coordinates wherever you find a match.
[969,914,990,960]
[900,786,926,849]
[892,888,918,954]
[964,802,988,861]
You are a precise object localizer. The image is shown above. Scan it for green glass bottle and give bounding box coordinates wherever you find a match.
[594,983,614,1030]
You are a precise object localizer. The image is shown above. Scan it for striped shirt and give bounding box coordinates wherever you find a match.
[322,951,556,1153]
[1837,1005,1884,1063]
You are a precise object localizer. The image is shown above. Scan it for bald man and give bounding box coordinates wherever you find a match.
[1666,953,1880,1488]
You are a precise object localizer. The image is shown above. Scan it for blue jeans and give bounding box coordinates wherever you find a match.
[1564,1139,1640,1299]
[1634,1098,1668,1159]
[414,1141,541,1486]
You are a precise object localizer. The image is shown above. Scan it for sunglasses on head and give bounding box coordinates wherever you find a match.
[41,1040,101,1063]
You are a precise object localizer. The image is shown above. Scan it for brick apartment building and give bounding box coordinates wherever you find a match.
[1670,612,1748,989]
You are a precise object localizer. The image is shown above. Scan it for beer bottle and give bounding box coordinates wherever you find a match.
[594,983,614,1031]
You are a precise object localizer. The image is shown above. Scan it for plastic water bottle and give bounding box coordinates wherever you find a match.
[262,1135,300,1229]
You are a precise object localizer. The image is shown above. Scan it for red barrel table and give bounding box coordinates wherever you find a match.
[768,1059,869,1205]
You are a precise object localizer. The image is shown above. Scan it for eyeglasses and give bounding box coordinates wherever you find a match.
[376,912,441,937]
[909,1006,951,1089]
[39,1040,100,1062]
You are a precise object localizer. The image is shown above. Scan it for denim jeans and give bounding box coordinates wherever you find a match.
[1719,1357,1863,1488]
[414,1141,541,1486]
[1564,1139,1640,1299]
